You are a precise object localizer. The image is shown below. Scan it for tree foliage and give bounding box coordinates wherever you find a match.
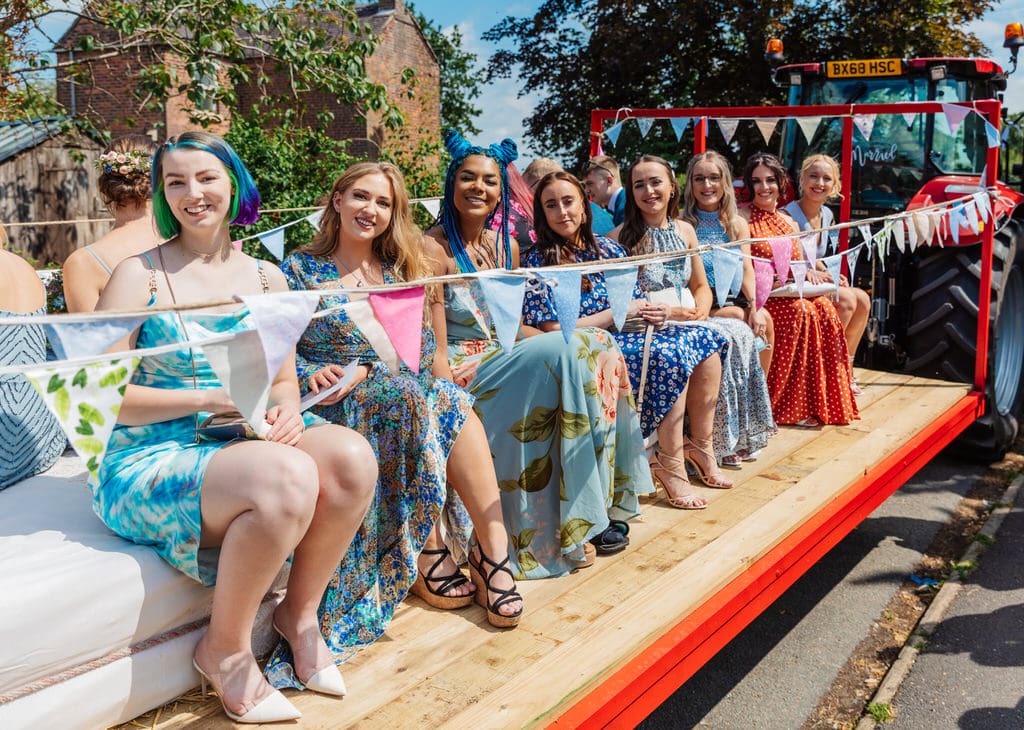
[408,1,483,135]
[484,0,995,167]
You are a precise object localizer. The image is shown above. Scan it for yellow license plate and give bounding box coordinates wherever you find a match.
[826,58,903,78]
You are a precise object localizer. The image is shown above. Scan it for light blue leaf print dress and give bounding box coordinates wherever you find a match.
[446,280,653,580]
[92,310,256,586]
[265,251,475,688]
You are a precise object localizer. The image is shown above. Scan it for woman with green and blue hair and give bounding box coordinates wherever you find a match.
[424,129,653,581]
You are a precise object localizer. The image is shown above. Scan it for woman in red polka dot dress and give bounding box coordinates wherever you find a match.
[740,153,858,427]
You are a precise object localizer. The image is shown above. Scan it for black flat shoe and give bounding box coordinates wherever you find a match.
[589,519,630,555]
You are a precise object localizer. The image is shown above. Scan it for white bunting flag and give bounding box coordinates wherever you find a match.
[799,234,818,268]
[901,113,917,130]
[853,114,876,140]
[636,117,655,138]
[972,192,991,223]
[256,227,286,260]
[45,316,148,360]
[717,119,741,145]
[23,356,140,481]
[892,218,905,253]
[200,329,273,434]
[796,116,822,144]
[476,273,527,354]
[306,208,325,231]
[604,267,639,332]
[963,199,980,234]
[754,118,780,145]
[239,291,319,382]
[790,260,808,297]
[420,199,441,218]
[906,214,919,251]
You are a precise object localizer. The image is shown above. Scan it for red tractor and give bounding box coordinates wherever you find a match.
[768,25,1024,460]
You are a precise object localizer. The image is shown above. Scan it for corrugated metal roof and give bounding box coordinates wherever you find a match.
[0,118,68,165]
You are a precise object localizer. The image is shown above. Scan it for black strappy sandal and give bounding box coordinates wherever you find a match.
[468,544,523,629]
[589,519,630,555]
[409,546,476,610]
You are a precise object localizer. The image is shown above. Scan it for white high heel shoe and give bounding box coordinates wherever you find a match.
[273,623,347,697]
[192,659,301,723]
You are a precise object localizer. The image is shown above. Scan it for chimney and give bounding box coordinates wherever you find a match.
[378,0,399,10]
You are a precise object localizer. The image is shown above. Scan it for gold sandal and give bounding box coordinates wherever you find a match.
[683,436,735,489]
[649,449,708,510]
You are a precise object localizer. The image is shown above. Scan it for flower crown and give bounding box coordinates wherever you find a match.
[94,150,152,177]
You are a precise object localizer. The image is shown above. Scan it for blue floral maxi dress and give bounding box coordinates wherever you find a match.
[265,252,474,687]
[93,311,256,585]
[521,240,728,440]
[689,209,775,458]
[445,281,653,580]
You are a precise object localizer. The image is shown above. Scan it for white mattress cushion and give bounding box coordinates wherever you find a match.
[0,454,215,699]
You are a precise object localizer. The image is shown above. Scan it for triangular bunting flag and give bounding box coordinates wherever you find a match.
[240,292,320,382]
[893,219,905,253]
[476,273,527,354]
[45,316,148,360]
[769,237,792,284]
[670,117,691,141]
[595,138,604,157]
[605,122,624,147]
[796,116,822,143]
[753,260,774,311]
[1003,125,1012,143]
[636,117,655,138]
[857,224,874,250]
[231,240,243,251]
[420,199,441,218]
[306,208,325,231]
[913,212,933,246]
[930,210,945,246]
[604,267,639,332]
[942,104,971,136]
[730,252,745,296]
[368,286,426,373]
[845,245,861,279]
[985,119,1000,149]
[257,227,286,260]
[906,214,918,251]
[901,112,917,130]
[754,118,779,145]
[827,230,839,255]
[717,119,740,145]
[948,204,962,244]
[799,234,818,268]
[973,192,991,222]
[790,260,808,297]
[711,246,742,308]
[343,298,403,373]
[544,270,583,343]
[449,281,492,339]
[823,254,843,295]
[963,199,980,234]
[23,356,140,482]
[201,329,273,433]
[853,114,876,140]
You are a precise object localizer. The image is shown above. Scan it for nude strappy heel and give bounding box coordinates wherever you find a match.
[683,436,735,489]
[649,449,708,510]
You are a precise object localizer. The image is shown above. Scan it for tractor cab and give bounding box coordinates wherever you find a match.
[773,56,1009,217]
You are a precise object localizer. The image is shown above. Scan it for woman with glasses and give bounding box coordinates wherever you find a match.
[680,151,775,465]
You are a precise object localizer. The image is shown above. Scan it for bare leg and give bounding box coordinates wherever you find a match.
[652,382,707,508]
[683,355,733,488]
[759,308,775,375]
[842,287,870,358]
[273,425,376,683]
[193,441,321,717]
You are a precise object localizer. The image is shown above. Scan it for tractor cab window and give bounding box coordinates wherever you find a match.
[931,78,988,175]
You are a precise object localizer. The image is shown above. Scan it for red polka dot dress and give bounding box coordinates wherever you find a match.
[749,207,858,425]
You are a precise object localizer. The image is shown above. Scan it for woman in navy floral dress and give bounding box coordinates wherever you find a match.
[524,171,729,511]
[268,164,522,666]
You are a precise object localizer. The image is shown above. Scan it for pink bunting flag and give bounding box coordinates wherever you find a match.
[369,286,426,374]
[799,234,818,268]
[769,237,792,284]
[231,240,243,250]
[941,104,971,136]
[753,260,774,311]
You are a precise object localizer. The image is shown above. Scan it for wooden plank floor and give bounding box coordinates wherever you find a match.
[131,370,970,729]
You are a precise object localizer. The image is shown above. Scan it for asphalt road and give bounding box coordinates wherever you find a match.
[640,453,986,730]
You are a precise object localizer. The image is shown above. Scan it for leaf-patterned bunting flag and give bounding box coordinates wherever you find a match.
[545,269,584,342]
[476,273,527,354]
[604,267,639,332]
[22,357,140,482]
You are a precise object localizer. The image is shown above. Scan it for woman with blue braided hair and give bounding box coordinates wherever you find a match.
[424,130,653,580]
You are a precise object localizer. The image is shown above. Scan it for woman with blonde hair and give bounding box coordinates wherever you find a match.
[271,162,523,653]
[783,153,870,393]
[63,134,164,312]
[679,151,775,465]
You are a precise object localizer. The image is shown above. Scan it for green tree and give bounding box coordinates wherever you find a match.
[1,0,64,118]
[485,0,995,167]
[407,1,483,135]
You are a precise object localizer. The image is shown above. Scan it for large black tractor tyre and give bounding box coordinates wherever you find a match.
[905,215,1024,462]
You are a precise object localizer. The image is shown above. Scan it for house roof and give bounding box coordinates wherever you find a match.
[0,118,68,165]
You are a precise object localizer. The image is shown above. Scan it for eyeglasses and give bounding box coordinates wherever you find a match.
[690,174,723,185]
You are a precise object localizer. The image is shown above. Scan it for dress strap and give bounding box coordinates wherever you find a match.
[256,260,270,294]
[141,251,158,306]
[84,245,114,275]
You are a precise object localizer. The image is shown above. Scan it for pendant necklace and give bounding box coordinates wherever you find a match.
[336,256,374,287]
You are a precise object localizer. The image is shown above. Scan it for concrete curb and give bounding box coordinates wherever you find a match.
[854,473,1024,729]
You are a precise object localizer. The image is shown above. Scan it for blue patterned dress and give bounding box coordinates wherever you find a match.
[0,308,66,489]
[522,238,728,439]
[93,310,254,585]
[446,281,652,580]
[265,251,474,686]
[690,209,775,459]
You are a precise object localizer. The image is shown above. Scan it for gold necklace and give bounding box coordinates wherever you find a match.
[335,254,378,287]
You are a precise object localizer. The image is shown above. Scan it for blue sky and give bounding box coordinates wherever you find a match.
[27,0,1024,163]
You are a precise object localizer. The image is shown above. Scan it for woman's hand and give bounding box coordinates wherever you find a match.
[806,268,832,285]
[748,307,769,340]
[640,300,670,325]
[200,388,237,415]
[264,403,304,446]
[308,364,370,406]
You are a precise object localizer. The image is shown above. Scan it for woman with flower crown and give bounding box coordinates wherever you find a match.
[423,129,653,581]
[63,135,165,312]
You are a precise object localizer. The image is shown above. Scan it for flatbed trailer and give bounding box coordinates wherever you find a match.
[135,99,1001,728]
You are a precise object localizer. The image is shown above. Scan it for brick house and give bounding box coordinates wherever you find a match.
[54,0,439,157]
